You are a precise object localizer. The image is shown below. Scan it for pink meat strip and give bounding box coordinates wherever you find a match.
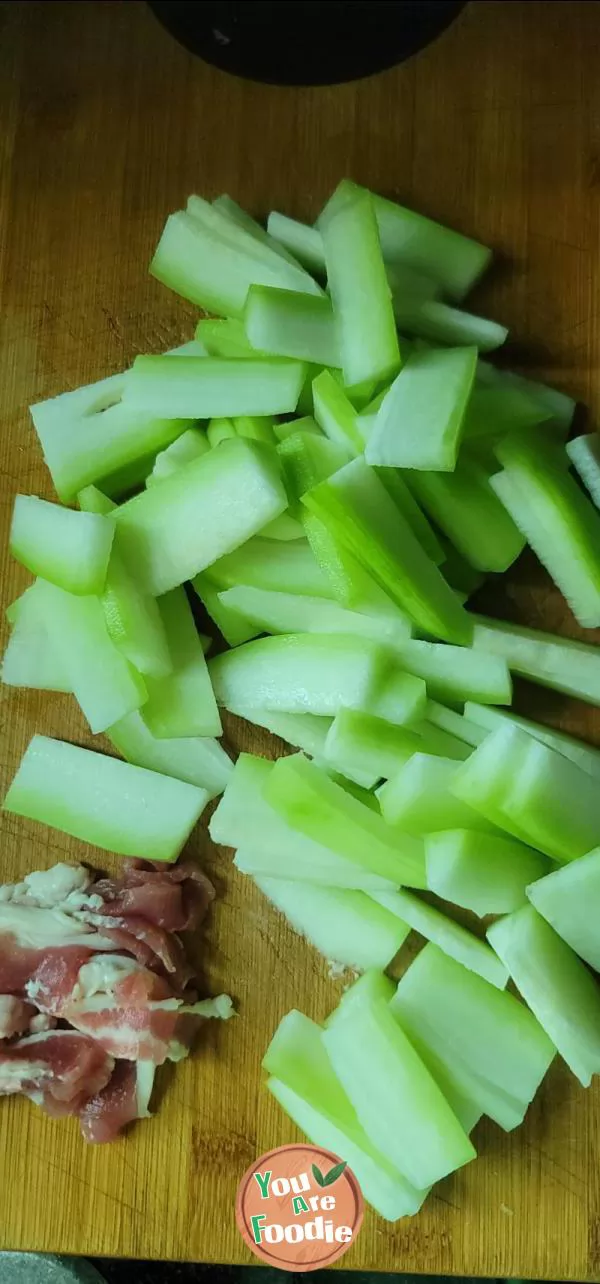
[61,967,193,1064]
[80,1061,143,1144]
[0,1029,114,1115]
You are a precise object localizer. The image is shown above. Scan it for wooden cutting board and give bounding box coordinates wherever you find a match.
[1,0,600,1273]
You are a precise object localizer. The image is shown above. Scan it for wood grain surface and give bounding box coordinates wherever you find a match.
[0,0,600,1274]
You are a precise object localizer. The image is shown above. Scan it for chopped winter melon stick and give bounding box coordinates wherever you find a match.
[487,906,600,1086]
[372,888,507,989]
[392,639,511,705]
[471,614,600,704]
[146,428,210,486]
[267,211,326,276]
[207,417,237,447]
[1,582,71,693]
[229,708,332,760]
[4,735,207,863]
[465,700,600,778]
[478,361,576,436]
[464,375,550,440]
[207,535,331,598]
[10,496,114,596]
[326,970,395,1026]
[210,753,395,890]
[322,995,476,1188]
[528,848,600,971]
[101,542,173,679]
[492,431,600,626]
[374,468,445,565]
[113,437,287,596]
[351,181,491,300]
[259,513,305,540]
[218,585,411,647]
[192,572,260,647]
[31,392,190,504]
[301,509,412,635]
[393,299,507,352]
[32,579,147,734]
[566,434,600,507]
[324,710,462,787]
[378,754,496,835]
[312,370,364,453]
[278,431,350,516]
[141,588,221,739]
[501,733,600,863]
[196,318,257,359]
[124,355,305,420]
[186,193,321,287]
[212,194,306,268]
[107,709,232,800]
[366,347,476,471]
[406,455,525,573]
[391,943,555,1129]
[426,829,550,916]
[77,485,117,515]
[264,752,427,888]
[208,633,388,717]
[273,414,321,442]
[150,208,321,318]
[450,725,540,846]
[410,721,472,761]
[303,457,472,644]
[264,1011,428,1222]
[234,415,276,445]
[427,699,486,748]
[255,877,409,970]
[365,670,427,727]
[318,183,400,389]
[245,285,341,367]
[435,537,485,599]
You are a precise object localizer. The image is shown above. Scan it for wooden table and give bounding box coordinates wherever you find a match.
[1,0,600,1274]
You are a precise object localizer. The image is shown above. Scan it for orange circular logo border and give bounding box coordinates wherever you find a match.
[235,1142,364,1272]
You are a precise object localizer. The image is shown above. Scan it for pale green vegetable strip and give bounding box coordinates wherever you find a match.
[32,579,147,734]
[303,457,472,644]
[390,944,555,1130]
[264,752,427,888]
[450,725,541,846]
[279,431,350,517]
[273,414,321,442]
[427,699,486,748]
[366,347,477,471]
[406,455,525,573]
[371,888,508,989]
[245,285,341,367]
[142,588,221,739]
[150,208,321,318]
[259,513,305,540]
[207,416,237,447]
[123,355,305,419]
[113,438,287,596]
[477,362,576,436]
[318,183,400,388]
[186,193,321,289]
[218,586,411,648]
[501,732,600,863]
[357,670,427,728]
[392,299,507,352]
[487,906,600,1087]
[229,707,332,761]
[435,536,485,599]
[264,1010,427,1221]
[326,970,395,1026]
[191,572,259,647]
[527,848,600,971]
[210,754,395,890]
[255,877,409,971]
[426,829,550,916]
[471,614,600,705]
[378,754,496,835]
[322,996,476,1188]
[10,496,114,596]
[196,319,257,359]
[207,535,332,598]
[464,376,550,440]
[566,434,600,507]
[464,700,600,778]
[324,711,464,787]
[208,633,388,717]
[391,639,511,705]
[77,485,117,516]
[107,709,232,800]
[492,432,600,626]
[3,735,207,863]
[146,428,210,487]
[374,468,445,565]
[312,370,364,453]
[233,415,276,445]
[1,582,71,693]
[267,212,326,276]
[212,194,307,269]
